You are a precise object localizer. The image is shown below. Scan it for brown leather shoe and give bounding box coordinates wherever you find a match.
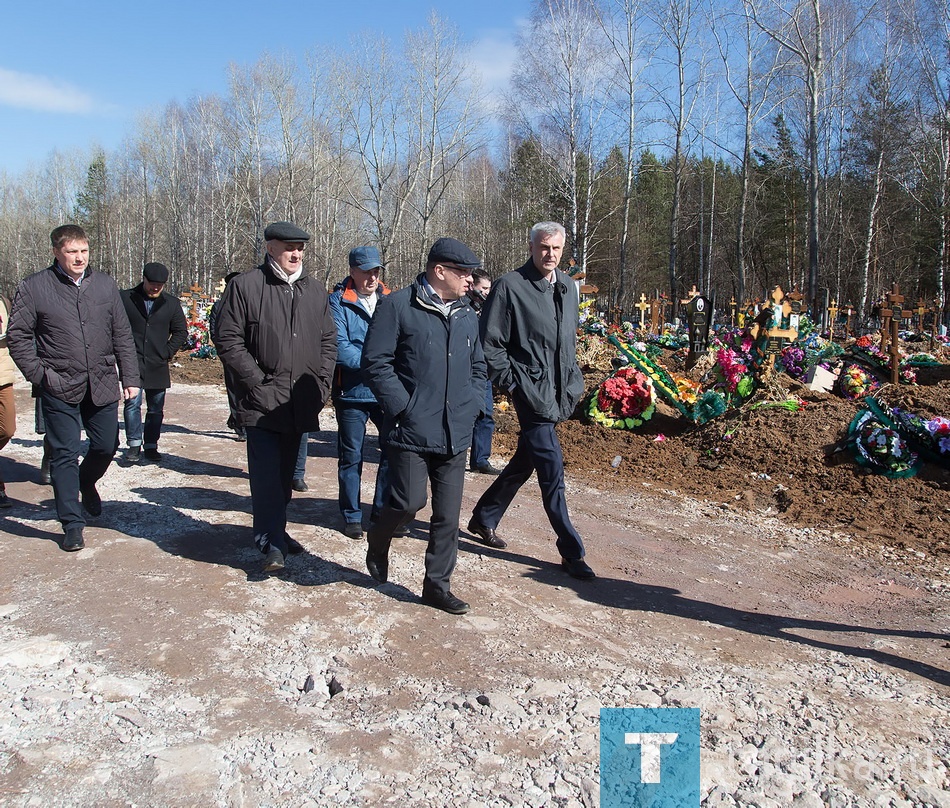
[466,519,507,549]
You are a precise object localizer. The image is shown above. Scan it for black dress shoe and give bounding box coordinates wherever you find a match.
[143,448,163,462]
[471,462,502,475]
[0,490,10,509]
[561,557,596,580]
[63,528,85,552]
[421,589,470,615]
[291,478,308,492]
[466,518,507,549]
[80,484,102,517]
[343,522,364,540]
[366,549,389,583]
[285,536,305,555]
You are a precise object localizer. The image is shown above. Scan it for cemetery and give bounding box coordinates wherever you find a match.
[170,280,950,560]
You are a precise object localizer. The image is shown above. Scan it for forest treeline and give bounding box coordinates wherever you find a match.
[1,0,948,326]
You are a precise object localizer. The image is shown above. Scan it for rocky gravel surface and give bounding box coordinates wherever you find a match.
[0,380,947,807]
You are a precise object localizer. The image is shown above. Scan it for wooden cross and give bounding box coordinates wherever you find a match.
[750,286,798,374]
[915,297,928,331]
[880,284,913,385]
[842,304,854,337]
[679,284,700,307]
[785,286,805,333]
[189,283,204,298]
[650,298,662,333]
[635,293,650,328]
[729,297,737,326]
[827,298,839,340]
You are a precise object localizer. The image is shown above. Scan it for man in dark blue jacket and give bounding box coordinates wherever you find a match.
[328,246,391,540]
[121,262,188,463]
[361,238,486,614]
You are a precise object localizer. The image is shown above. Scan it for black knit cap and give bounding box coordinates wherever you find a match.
[427,237,481,269]
[263,221,310,242]
[143,262,169,283]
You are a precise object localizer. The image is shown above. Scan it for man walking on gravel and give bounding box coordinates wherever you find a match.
[362,237,487,614]
[215,221,336,574]
[121,262,188,463]
[466,221,594,580]
[7,224,140,551]
[328,246,392,541]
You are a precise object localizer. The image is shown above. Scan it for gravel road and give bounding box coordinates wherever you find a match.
[0,381,947,807]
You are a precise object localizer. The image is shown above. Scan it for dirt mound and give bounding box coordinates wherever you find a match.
[172,354,950,560]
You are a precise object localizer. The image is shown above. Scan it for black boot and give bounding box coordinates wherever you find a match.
[39,437,51,485]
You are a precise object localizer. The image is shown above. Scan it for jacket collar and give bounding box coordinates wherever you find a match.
[340,276,390,305]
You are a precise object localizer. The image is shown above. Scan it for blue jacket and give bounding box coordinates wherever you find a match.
[328,277,390,404]
[362,274,486,456]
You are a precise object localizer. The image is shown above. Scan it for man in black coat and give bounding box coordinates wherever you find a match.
[8,224,140,551]
[121,262,188,463]
[361,237,486,614]
[215,221,337,574]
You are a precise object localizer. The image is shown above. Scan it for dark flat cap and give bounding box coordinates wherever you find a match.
[143,262,169,283]
[427,237,481,269]
[349,246,385,271]
[264,221,310,242]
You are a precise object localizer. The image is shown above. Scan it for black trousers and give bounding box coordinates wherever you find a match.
[472,392,585,560]
[245,425,301,555]
[41,388,119,532]
[367,447,466,595]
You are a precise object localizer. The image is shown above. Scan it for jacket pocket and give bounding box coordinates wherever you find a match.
[510,360,555,418]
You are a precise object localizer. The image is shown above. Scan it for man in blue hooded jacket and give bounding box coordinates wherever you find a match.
[328,246,392,540]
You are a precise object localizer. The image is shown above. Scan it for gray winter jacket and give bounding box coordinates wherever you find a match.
[8,265,140,405]
[479,259,583,423]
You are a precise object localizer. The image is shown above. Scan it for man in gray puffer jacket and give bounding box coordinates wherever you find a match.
[8,224,140,551]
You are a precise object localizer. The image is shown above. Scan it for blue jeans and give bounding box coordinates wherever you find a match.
[123,388,167,449]
[42,389,119,532]
[469,379,495,468]
[294,432,309,481]
[335,402,390,525]
[246,426,302,555]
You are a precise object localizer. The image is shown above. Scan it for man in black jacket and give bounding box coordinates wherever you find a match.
[466,221,595,580]
[121,262,188,463]
[215,221,337,574]
[8,224,140,551]
[361,237,486,614]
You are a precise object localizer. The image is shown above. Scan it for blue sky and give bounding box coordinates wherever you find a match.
[1,0,529,174]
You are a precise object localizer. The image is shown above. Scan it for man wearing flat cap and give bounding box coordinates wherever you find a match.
[361,237,487,614]
[328,246,392,541]
[7,224,140,551]
[120,262,188,463]
[215,221,337,573]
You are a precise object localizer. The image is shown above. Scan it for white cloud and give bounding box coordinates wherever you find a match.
[0,67,97,114]
[468,30,519,102]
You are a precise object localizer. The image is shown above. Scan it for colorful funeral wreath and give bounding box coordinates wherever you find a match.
[848,407,919,478]
[587,366,656,429]
[837,364,880,399]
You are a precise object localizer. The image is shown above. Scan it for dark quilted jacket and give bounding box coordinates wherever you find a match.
[214,262,337,433]
[7,265,140,405]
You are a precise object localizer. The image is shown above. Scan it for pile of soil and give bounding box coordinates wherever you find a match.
[172,354,950,560]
